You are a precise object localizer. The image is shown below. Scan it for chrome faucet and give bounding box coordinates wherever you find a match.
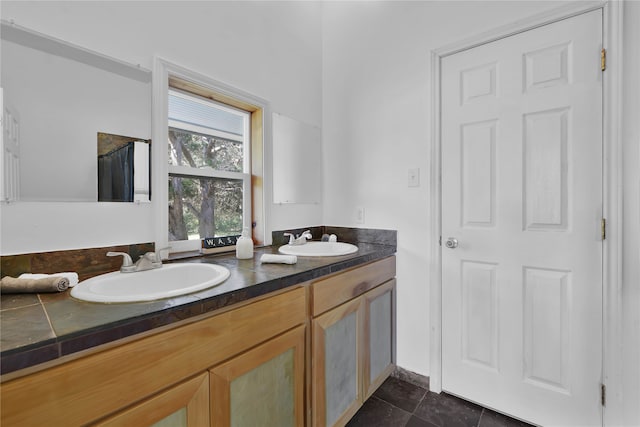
[283,230,312,246]
[107,247,171,273]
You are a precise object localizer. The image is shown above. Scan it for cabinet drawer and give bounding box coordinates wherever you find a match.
[311,256,395,317]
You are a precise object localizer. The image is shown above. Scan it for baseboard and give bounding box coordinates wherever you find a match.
[392,365,430,390]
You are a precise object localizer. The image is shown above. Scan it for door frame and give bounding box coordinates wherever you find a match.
[428,1,624,425]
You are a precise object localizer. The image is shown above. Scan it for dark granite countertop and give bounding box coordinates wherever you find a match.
[1,228,396,378]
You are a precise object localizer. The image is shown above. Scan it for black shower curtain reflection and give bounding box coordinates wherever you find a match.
[98,142,134,202]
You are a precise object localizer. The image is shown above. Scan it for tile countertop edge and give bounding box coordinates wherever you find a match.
[1,242,396,378]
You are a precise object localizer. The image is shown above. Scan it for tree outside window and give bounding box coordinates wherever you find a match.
[168,90,250,245]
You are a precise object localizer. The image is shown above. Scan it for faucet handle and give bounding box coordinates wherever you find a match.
[107,251,133,266]
[141,252,157,261]
[152,247,171,263]
[107,252,135,272]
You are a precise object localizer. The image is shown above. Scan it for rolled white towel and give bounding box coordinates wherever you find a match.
[1,276,69,293]
[260,254,297,265]
[19,272,79,287]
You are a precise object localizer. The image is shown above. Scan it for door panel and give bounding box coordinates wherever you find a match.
[1,89,20,202]
[364,279,395,398]
[210,326,305,427]
[441,10,602,426]
[312,298,363,427]
[461,120,496,227]
[94,373,209,427]
[461,261,498,371]
[523,107,569,230]
[523,267,571,392]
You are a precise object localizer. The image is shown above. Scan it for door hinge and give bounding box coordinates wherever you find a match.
[439,236,442,246]
[601,383,607,406]
[601,48,607,71]
[601,218,607,240]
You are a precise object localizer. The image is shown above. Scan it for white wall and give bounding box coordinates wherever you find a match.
[322,1,639,425]
[0,1,323,254]
[321,0,567,380]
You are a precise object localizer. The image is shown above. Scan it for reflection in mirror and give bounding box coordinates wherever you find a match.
[97,133,151,202]
[0,20,151,202]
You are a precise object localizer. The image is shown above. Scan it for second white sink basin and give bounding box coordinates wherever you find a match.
[71,263,230,303]
[278,241,358,257]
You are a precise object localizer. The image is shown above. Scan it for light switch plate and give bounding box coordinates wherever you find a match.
[355,207,365,224]
[408,168,420,187]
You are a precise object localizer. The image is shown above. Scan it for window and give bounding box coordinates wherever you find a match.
[163,74,266,253]
[154,61,267,254]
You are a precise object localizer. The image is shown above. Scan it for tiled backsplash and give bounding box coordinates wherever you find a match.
[272,226,397,247]
[2,227,397,282]
[0,243,154,281]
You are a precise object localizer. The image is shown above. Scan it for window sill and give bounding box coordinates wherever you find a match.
[166,248,233,261]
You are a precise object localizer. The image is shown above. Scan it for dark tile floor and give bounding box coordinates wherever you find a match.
[347,376,535,427]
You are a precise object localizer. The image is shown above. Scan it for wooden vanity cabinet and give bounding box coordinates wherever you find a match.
[0,287,307,427]
[1,255,396,427]
[310,256,396,427]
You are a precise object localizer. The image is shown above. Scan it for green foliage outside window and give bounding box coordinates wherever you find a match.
[168,128,244,241]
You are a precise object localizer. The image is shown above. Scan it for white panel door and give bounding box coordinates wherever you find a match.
[441,10,602,426]
[1,88,20,202]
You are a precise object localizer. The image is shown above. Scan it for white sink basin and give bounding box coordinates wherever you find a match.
[278,241,358,257]
[71,263,230,303]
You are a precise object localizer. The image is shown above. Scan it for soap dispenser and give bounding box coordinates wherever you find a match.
[236,227,254,259]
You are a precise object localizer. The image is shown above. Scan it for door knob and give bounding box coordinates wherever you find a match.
[445,238,458,249]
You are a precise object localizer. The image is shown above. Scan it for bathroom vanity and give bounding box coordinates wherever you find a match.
[310,256,396,426]
[0,231,396,427]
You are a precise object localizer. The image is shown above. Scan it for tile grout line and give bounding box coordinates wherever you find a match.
[369,390,421,425]
[409,388,429,421]
[373,377,533,427]
[373,386,430,426]
[370,394,412,416]
[37,294,57,339]
[477,408,485,427]
[0,301,41,312]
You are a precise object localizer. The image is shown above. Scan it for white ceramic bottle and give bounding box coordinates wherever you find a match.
[235,227,254,259]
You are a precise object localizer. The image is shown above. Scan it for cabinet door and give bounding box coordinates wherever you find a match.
[363,279,396,399]
[210,325,305,427]
[312,298,364,427]
[94,373,209,427]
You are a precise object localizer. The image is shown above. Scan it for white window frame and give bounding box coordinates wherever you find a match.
[153,57,271,255]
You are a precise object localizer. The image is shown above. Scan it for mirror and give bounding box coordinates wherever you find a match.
[0,20,151,202]
[272,112,321,204]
